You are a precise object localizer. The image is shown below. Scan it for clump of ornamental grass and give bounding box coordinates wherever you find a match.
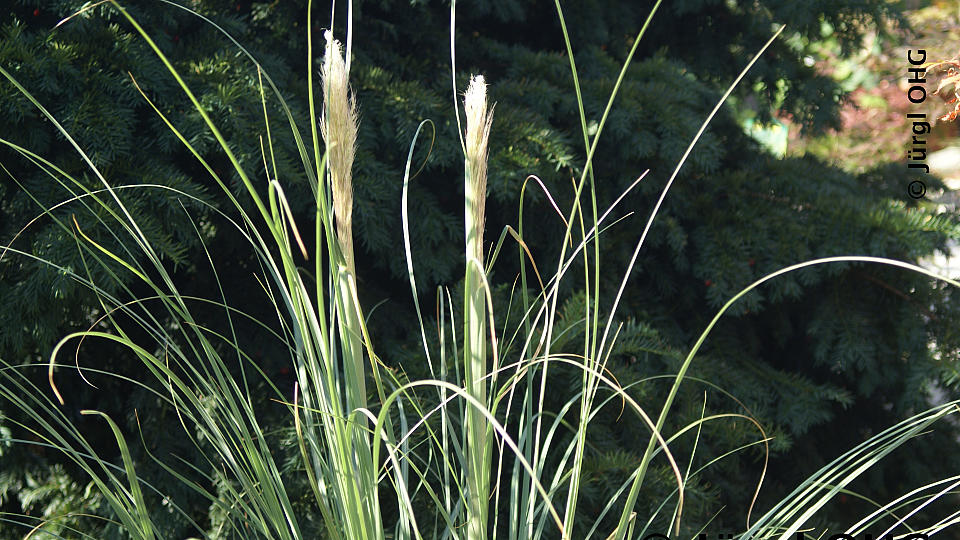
[0,0,403,537]
[1,0,960,539]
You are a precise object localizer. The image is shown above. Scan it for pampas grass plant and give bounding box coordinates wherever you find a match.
[1,0,959,539]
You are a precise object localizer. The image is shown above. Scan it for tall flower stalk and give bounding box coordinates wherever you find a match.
[314,31,385,539]
[321,33,366,414]
[463,74,494,540]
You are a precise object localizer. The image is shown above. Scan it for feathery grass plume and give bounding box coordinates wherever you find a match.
[321,31,367,418]
[463,73,494,540]
[321,31,359,274]
[464,75,493,255]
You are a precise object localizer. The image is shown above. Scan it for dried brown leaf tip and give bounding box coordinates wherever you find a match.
[923,53,960,122]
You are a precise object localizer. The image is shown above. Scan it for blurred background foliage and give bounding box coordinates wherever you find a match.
[785,0,960,172]
[2,0,960,537]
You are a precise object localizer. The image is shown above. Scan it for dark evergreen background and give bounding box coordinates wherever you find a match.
[2,0,960,537]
